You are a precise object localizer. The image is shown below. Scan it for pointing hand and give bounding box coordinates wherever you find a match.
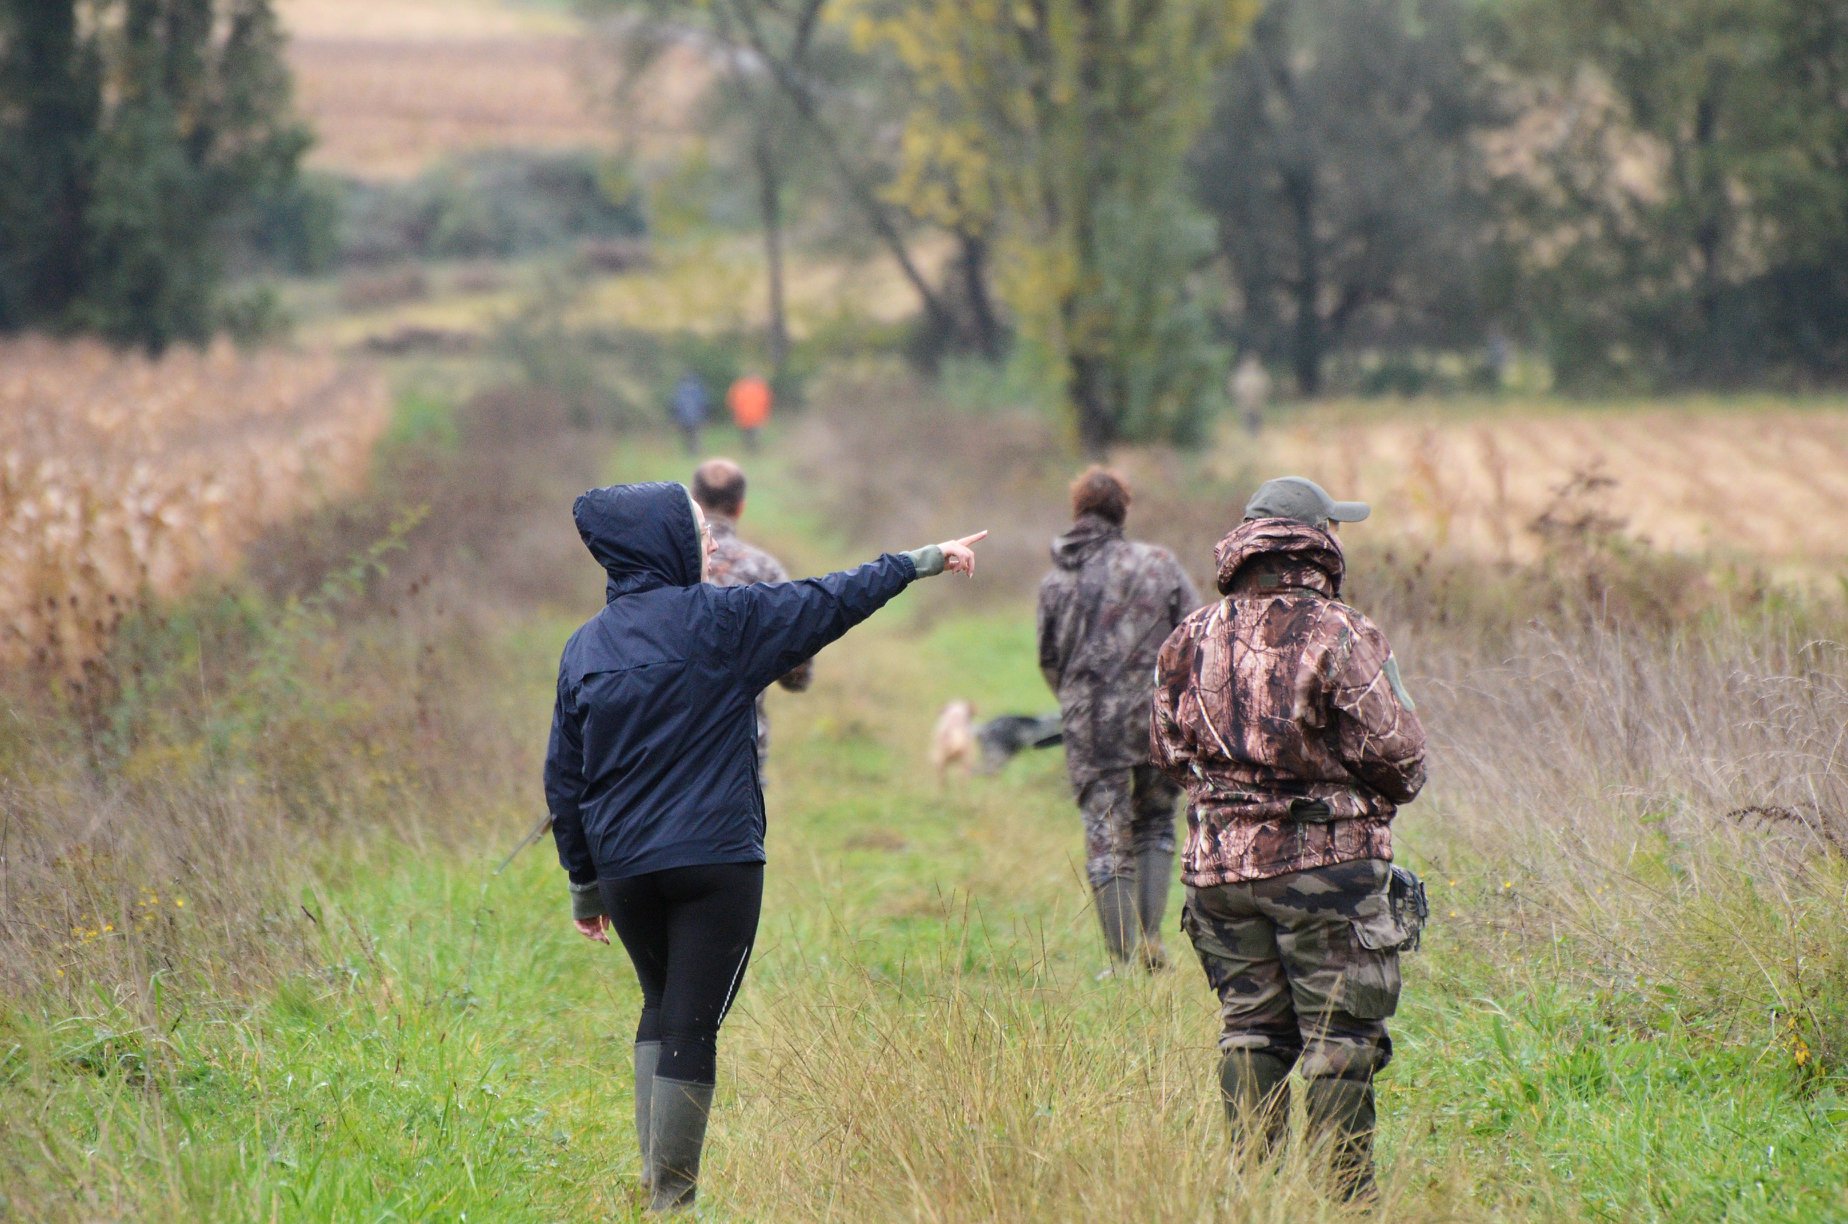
[939,531,988,577]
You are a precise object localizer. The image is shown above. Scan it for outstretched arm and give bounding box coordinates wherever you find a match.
[721,532,987,693]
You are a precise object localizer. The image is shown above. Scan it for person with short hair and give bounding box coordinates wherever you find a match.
[1151,475,1426,1199]
[690,458,812,770]
[546,480,985,1211]
[1038,466,1200,974]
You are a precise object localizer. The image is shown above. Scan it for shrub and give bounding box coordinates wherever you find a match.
[334,150,646,266]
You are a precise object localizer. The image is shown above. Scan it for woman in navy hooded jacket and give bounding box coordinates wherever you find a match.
[544,480,984,1211]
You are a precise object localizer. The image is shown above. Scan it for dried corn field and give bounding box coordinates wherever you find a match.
[0,338,390,674]
[1240,400,1848,578]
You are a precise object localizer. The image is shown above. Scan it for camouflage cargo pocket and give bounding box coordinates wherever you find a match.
[1342,910,1405,1020]
[1180,896,1238,963]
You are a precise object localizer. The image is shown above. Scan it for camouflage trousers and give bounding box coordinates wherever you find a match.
[1077,765,1181,889]
[1181,857,1403,1081]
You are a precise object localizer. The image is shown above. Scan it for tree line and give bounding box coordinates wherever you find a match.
[607,0,1848,451]
[3,0,1843,452]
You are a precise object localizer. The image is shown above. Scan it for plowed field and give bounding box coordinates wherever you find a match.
[1240,400,1848,575]
[281,0,705,179]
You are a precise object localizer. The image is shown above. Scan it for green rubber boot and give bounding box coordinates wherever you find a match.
[1220,1050,1293,1160]
[1305,1075,1378,1201]
[648,1076,714,1213]
[1092,876,1141,973]
[1135,848,1174,970]
[634,1041,661,1192]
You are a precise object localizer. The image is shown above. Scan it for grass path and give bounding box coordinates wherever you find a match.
[6,437,1845,1221]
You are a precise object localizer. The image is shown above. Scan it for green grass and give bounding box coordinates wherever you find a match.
[9,608,1845,1221]
[5,433,1847,1222]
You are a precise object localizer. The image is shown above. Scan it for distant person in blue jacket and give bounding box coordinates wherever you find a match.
[669,373,711,455]
[544,480,985,1212]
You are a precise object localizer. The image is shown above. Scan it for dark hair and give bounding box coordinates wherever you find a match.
[1070,465,1130,525]
[691,459,746,517]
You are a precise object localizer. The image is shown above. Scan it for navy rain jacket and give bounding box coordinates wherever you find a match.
[544,481,919,882]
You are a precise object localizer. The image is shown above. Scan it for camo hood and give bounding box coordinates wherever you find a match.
[1037,517,1200,782]
[1213,518,1345,598]
[1050,513,1123,570]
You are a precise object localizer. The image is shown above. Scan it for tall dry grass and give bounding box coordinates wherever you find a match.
[1410,610,1848,1068]
[0,338,390,678]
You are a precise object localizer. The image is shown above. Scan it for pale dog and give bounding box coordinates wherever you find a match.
[929,699,977,782]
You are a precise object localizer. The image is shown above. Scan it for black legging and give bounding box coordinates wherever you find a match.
[599,862,764,1085]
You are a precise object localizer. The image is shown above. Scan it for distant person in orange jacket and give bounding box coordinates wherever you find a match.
[726,374,772,452]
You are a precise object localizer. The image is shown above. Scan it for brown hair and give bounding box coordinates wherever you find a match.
[691,458,746,517]
[1070,466,1130,525]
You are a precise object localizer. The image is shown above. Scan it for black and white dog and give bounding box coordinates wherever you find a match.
[974,714,1063,775]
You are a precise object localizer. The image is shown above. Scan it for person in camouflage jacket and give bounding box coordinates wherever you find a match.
[1038,467,1201,972]
[1150,476,1425,1199]
[693,460,813,770]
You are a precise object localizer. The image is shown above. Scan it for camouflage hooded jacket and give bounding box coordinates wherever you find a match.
[1150,519,1426,887]
[1038,514,1200,784]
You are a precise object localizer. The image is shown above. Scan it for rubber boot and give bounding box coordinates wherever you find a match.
[1092,876,1141,974]
[1304,1075,1377,1201]
[634,1041,661,1192]
[648,1076,714,1213]
[1135,848,1174,971]
[1220,1050,1292,1161]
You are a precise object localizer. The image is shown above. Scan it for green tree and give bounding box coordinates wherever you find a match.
[1502,0,1848,385]
[853,0,1252,453]
[1191,0,1503,396]
[0,0,98,328]
[595,0,1010,365]
[0,0,308,352]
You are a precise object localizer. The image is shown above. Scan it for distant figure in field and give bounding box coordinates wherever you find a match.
[1037,467,1200,975]
[725,374,772,452]
[669,373,711,456]
[1151,476,1427,1200]
[1484,327,1512,391]
[691,458,811,770]
[1230,354,1271,437]
[546,480,986,1211]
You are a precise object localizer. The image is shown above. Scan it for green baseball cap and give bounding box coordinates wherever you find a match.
[1243,476,1370,527]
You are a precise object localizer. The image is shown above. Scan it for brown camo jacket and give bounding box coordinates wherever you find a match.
[1150,518,1427,887]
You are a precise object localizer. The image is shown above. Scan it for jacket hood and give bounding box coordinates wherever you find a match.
[574,481,703,601]
[1213,517,1345,596]
[1050,513,1123,570]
